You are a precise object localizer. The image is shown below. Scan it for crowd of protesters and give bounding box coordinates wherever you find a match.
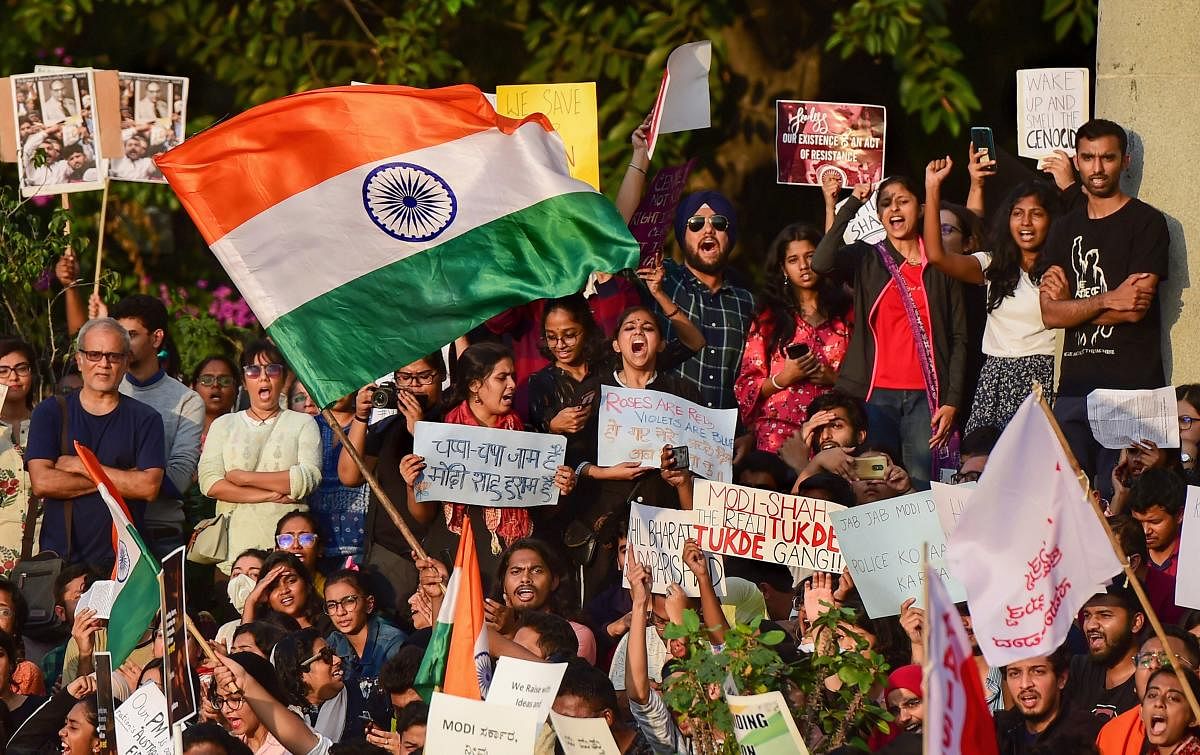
[0,115,1195,755]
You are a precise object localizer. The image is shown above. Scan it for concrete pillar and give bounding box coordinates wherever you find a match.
[1095,0,1200,380]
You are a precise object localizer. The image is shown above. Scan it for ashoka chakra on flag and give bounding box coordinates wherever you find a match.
[362,161,458,242]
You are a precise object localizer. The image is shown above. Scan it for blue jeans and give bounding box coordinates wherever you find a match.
[1053,395,1119,501]
[866,389,932,490]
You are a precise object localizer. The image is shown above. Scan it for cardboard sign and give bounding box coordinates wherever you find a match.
[931,481,976,538]
[691,479,844,573]
[412,421,567,507]
[836,193,885,246]
[426,691,541,755]
[597,385,736,482]
[727,691,810,755]
[160,547,196,725]
[628,160,695,267]
[486,657,568,734]
[776,100,886,188]
[10,70,108,196]
[646,41,712,159]
[115,684,172,755]
[625,502,725,598]
[1175,486,1200,609]
[829,491,966,618]
[1016,68,1089,158]
[550,712,621,755]
[495,82,599,189]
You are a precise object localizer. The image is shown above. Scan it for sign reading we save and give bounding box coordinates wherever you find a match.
[691,479,844,573]
[495,82,600,189]
[598,385,737,482]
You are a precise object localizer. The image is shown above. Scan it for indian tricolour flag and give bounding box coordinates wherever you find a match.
[414,515,490,702]
[156,84,640,408]
[74,442,161,666]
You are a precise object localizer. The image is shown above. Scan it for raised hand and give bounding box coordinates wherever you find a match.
[925,156,953,188]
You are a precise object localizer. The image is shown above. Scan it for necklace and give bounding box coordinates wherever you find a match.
[246,406,280,424]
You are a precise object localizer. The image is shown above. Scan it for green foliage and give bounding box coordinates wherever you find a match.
[1043,0,1097,43]
[661,606,891,754]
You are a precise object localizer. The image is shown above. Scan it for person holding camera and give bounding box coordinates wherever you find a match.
[336,352,446,622]
[734,223,852,455]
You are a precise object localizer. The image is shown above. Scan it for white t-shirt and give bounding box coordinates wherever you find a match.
[972,252,1057,358]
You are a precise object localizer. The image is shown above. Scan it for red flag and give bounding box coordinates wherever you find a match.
[924,562,999,755]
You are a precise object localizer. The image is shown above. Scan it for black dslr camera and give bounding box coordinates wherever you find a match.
[370,384,428,410]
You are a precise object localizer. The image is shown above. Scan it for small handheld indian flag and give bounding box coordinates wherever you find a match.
[156,84,640,408]
[414,515,491,701]
[74,441,161,666]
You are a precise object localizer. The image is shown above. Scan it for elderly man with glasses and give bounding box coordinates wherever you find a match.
[26,317,165,573]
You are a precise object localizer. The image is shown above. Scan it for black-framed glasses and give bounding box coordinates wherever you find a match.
[324,594,362,615]
[685,214,730,233]
[395,370,438,386]
[300,645,337,669]
[78,350,128,364]
[243,363,284,379]
[0,363,32,378]
[197,374,235,387]
[276,532,317,550]
[542,331,581,347]
[1180,415,1196,430]
[951,470,981,485]
[210,693,245,711]
[940,223,963,237]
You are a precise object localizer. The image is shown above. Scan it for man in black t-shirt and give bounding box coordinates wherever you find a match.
[1064,587,1146,721]
[1040,119,1171,497]
[994,644,1103,754]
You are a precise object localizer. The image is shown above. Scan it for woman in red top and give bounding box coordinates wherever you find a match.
[735,223,851,454]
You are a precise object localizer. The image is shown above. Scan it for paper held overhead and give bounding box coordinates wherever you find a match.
[1085,386,1180,450]
[647,40,712,159]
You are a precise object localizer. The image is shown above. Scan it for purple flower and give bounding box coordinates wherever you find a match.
[196,279,208,289]
[34,268,52,291]
[31,195,50,207]
[53,47,64,57]
[213,285,233,299]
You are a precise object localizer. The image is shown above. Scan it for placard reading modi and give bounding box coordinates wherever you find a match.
[625,502,726,598]
[829,491,966,618]
[413,421,566,507]
[776,100,886,187]
[425,692,541,755]
[691,479,844,573]
[1016,68,1089,158]
[598,385,736,481]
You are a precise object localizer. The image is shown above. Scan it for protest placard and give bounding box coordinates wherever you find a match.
[597,385,736,482]
[1086,386,1180,449]
[115,683,172,755]
[426,691,541,755]
[835,192,885,245]
[647,40,712,159]
[625,502,725,598]
[1175,486,1200,610]
[1016,68,1089,159]
[412,421,566,507]
[550,712,621,755]
[776,100,886,188]
[829,491,966,618]
[159,546,196,725]
[109,73,188,183]
[495,82,599,189]
[10,70,108,197]
[486,657,568,734]
[690,479,844,573]
[94,652,117,755]
[727,691,810,755]
[628,159,695,267]
[931,481,976,538]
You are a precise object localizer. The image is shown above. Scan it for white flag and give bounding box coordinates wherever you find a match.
[923,564,998,755]
[946,394,1122,667]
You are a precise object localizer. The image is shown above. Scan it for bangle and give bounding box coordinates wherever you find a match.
[353,415,369,423]
[627,163,647,175]
[663,307,681,319]
[770,375,785,391]
[574,461,592,479]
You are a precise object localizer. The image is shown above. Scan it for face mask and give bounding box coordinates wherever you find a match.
[227,573,256,612]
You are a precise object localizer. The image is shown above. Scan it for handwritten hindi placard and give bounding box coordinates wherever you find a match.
[1016,68,1089,158]
[829,491,966,618]
[598,385,736,482]
[413,421,566,507]
[625,502,725,598]
[495,82,600,189]
[628,160,695,267]
[691,479,844,573]
[776,100,886,187]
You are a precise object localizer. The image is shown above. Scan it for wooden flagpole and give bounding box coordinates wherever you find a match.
[93,178,110,293]
[1031,381,1200,723]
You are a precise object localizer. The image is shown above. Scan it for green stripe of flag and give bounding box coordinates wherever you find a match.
[107,524,162,666]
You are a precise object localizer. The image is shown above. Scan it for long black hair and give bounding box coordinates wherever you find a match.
[0,338,38,408]
[273,627,325,709]
[758,222,851,355]
[254,551,324,629]
[538,295,607,368]
[985,181,1061,313]
[449,342,514,407]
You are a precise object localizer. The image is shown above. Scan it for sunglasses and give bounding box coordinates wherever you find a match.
[196,374,235,387]
[276,532,318,549]
[243,363,284,379]
[685,214,730,233]
[300,645,337,669]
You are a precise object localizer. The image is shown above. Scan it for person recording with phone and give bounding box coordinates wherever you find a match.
[734,222,851,455]
[336,353,447,623]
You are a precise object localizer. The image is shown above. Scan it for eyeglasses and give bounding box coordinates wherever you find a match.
[0,363,32,379]
[951,470,981,485]
[940,223,963,236]
[210,694,245,710]
[542,331,581,347]
[243,363,284,379]
[196,374,235,388]
[0,608,12,619]
[276,532,317,550]
[78,350,129,364]
[324,594,362,615]
[395,370,438,386]
[685,214,730,233]
[1180,416,1196,429]
[1133,651,1196,670]
[300,645,337,669]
